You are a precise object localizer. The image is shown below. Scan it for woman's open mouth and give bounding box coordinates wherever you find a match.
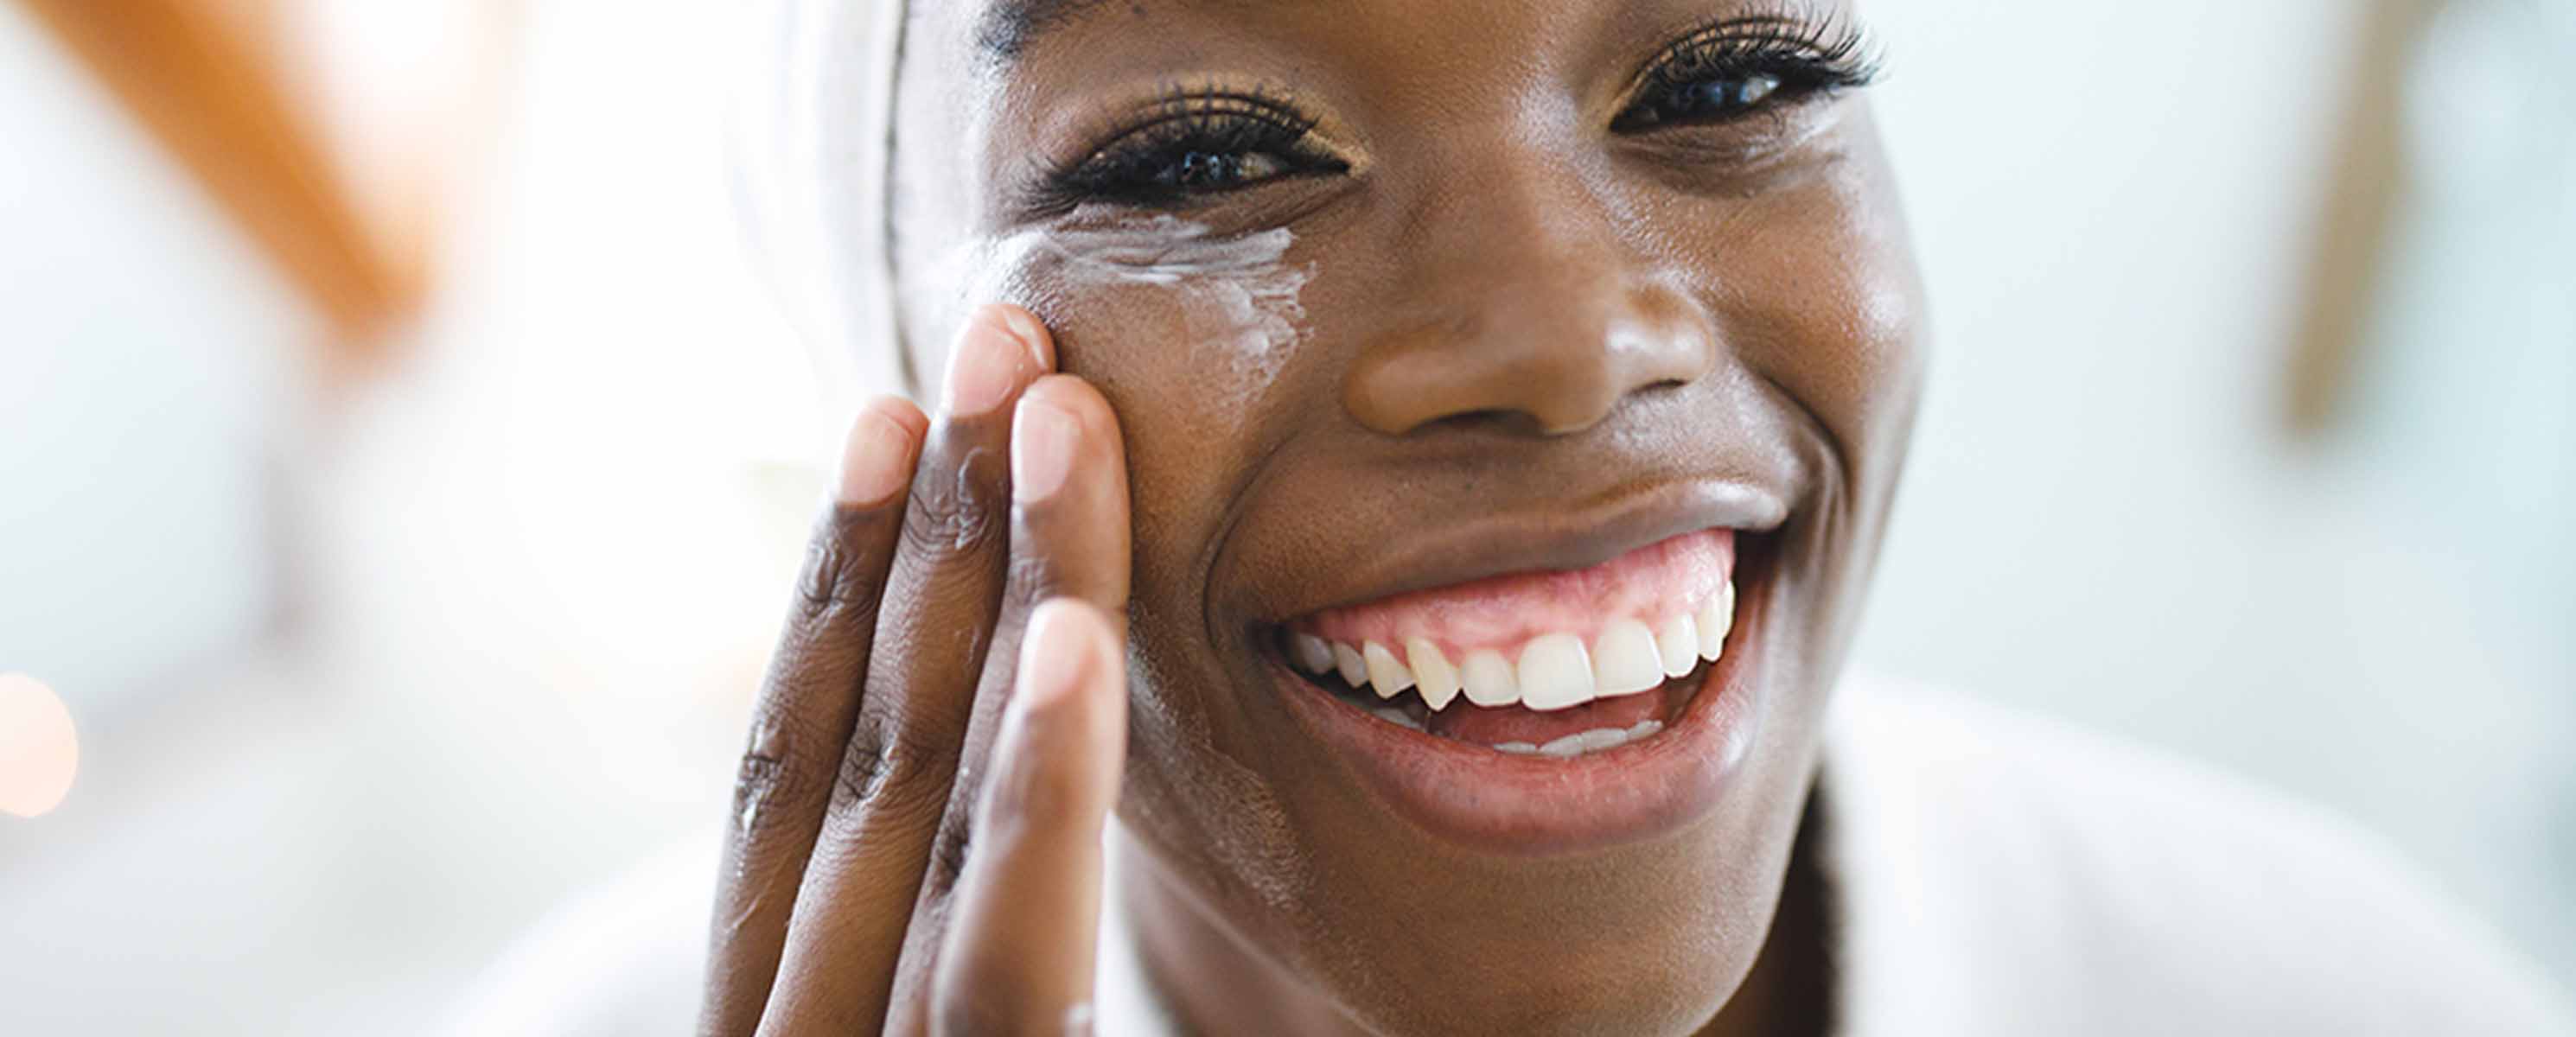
[1278,529,1735,756]
[1259,524,1774,854]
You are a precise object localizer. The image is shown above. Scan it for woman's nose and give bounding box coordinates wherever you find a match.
[1341,175,1716,437]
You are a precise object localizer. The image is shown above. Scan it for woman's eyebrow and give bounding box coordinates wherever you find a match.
[977,0,1115,62]
[979,0,1329,63]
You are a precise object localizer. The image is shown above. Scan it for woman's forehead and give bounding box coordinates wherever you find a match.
[934,0,1864,73]
[971,0,1117,62]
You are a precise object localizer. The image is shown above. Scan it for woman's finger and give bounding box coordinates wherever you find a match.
[999,377,1135,629]
[700,396,926,1037]
[884,377,1134,1028]
[884,374,1135,1029]
[755,303,1055,1035]
[931,599,1128,1036]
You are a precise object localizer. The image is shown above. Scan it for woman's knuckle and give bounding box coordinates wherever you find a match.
[928,805,979,890]
[794,536,850,620]
[903,448,1006,554]
[730,757,804,843]
[730,752,786,827]
[794,509,891,621]
[832,731,893,806]
[730,714,826,830]
[1004,550,1062,607]
[834,719,960,818]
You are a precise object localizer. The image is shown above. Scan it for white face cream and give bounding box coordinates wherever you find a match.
[935,216,1312,392]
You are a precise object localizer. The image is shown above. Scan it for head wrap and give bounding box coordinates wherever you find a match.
[733,0,912,405]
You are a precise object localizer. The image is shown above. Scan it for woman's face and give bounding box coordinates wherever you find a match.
[890,0,1923,1030]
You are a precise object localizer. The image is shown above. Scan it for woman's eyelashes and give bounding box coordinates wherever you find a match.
[1610,14,1882,135]
[1036,90,1348,212]
[1031,16,1878,213]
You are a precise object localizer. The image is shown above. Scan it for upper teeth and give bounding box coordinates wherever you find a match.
[1286,578,1735,713]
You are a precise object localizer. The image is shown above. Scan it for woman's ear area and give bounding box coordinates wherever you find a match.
[890,309,947,404]
[879,180,971,403]
[879,0,1003,403]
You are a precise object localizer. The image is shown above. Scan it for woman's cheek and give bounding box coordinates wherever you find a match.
[996,216,1316,407]
[959,218,1322,593]
[1718,146,1925,479]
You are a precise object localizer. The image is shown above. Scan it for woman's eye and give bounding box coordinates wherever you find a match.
[1616,73,1788,133]
[1611,17,1882,137]
[1155,149,1289,194]
[1037,91,1349,212]
[1063,124,1336,207]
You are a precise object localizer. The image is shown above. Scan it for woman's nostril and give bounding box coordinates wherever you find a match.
[1413,408,1546,438]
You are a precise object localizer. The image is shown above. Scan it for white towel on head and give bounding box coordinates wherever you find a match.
[730,0,910,406]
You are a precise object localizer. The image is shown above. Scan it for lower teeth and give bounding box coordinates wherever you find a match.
[1493,719,1664,758]
[1350,676,1670,755]
[1371,706,1425,731]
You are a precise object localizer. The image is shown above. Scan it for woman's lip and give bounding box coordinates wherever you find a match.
[1247,479,1788,626]
[1267,541,1771,856]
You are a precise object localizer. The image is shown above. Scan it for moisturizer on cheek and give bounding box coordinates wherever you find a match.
[966,216,1313,389]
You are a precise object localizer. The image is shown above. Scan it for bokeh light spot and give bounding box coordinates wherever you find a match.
[0,673,80,818]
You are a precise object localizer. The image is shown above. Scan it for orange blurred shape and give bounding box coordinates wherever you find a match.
[0,674,80,819]
[12,0,457,364]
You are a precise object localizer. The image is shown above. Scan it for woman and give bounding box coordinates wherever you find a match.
[667,1,2573,1034]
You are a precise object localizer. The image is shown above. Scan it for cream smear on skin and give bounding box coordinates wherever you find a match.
[946,216,1312,390]
[943,216,1322,913]
[931,218,1325,911]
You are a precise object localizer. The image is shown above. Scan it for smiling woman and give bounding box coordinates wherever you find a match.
[629,1,2576,1034]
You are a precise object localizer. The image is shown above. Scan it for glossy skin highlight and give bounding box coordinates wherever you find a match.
[705,0,1927,1034]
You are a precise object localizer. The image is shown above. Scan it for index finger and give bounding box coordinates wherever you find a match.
[930,598,1128,1036]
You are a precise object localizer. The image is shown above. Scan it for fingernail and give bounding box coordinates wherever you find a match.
[943,309,1045,417]
[836,404,915,505]
[995,307,1053,370]
[1018,600,1099,709]
[1012,397,1079,504]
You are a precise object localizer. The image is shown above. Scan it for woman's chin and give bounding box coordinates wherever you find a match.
[1125,815,1790,1037]
[1125,525,1825,1035]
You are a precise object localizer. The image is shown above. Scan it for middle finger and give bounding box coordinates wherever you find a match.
[890,375,1136,1032]
[757,303,1053,1034]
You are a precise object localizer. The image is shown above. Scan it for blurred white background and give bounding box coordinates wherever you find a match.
[2,0,2570,1033]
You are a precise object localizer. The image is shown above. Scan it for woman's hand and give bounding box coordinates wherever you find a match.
[698,304,1133,1036]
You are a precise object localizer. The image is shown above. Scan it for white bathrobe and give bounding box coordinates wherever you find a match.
[447,674,2576,1035]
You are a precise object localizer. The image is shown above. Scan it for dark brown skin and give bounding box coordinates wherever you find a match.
[704,0,1924,1034]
